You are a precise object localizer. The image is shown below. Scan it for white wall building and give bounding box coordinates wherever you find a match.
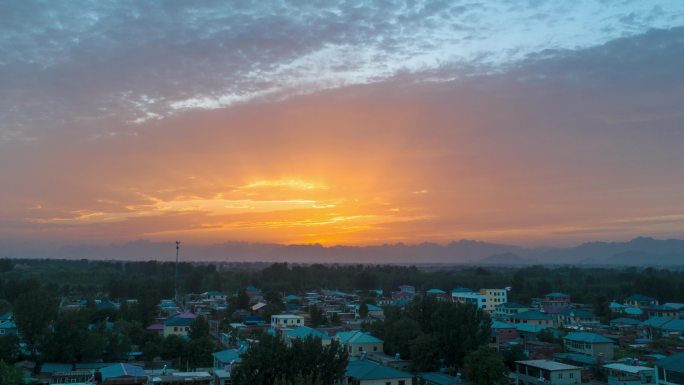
[271,314,304,329]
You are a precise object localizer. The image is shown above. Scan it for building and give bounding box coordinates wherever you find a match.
[542,292,571,308]
[418,372,462,385]
[655,352,684,385]
[491,321,518,350]
[510,310,555,327]
[514,360,581,385]
[271,314,304,329]
[163,312,197,337]
[494,302,531,320]
[481,288,508,312]
[100,363,147,385]
[625,295,658,308]
[563,332,614,361]
[336,331,384,356]
[150,371,213,385]
[283,326,331,346]
[344,359,412,385]
[452,291,486,310]
[213,348,242,370]
[604,363,655,385]
[557,308,599,328]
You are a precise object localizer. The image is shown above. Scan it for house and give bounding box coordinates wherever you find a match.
[0,319,17,335]
[213,348,242,370]
[202,291,228,301]
[510,310,556,327]
[245,285,262,302]
[418,372,462,385]
[625,295,658,308]
[163,312,197,337]
[283,326,331,346]
[452,291,486,310]
[647,305,682,319]
[150,371,213,385]
[491,321,518,350]
[563,332,614,361]
[654,352,684,385]
[426,288,447,296]
[100,363,147,385]
[336,331,384,356]
[353,303,384,319]
[557,308,599,328]
[271,314,304,329]
[610,317,641,329]
[604,363,655,385]
[514,360,581,385]
[480,288,508,312]
[344,359,412,385]
[494,302,531,320]
[541,293,572,311]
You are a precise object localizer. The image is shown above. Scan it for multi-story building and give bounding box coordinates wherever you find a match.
[510,310,556,328]
[480,288,508,312]
[271,314,304,329]
[514,360,581,385]
[452,291,486,310]
[563,332,614,361]
[655,352,684,385]
[604,363,655,385]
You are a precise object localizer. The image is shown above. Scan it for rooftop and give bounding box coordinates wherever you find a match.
[346,360,410,380]
[656,352,684,373]
[564,332,613,344]
[516,360,581,371]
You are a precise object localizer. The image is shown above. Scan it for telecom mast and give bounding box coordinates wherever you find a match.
[175,241,180,302]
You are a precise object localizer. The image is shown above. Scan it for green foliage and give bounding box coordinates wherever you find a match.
[502,345,526,370]
[0,336,20,363]
[464,346,508,385]
[309,305,325,327]
[232,334,348,385]
[0,361,21,385]
[190,316,210,340]
[409,334,440,372]
[13,289,58,356]
[368,296,491,368]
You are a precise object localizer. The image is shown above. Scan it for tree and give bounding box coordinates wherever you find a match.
[0,361,21,385]
[232,334,348,385]
[464,346,508,385]
[0,335,20,363]
[309,305,325,327]
[13,289,58,357]
[409,334,439,372]
[185,336,216,369]
[359,303,368,319]
[190,316,210,340]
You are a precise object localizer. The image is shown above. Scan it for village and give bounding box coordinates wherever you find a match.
[2,280,683,385]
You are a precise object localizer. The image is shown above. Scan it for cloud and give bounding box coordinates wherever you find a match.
[1,1,684,140]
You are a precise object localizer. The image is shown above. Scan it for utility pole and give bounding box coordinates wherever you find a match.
[175,241,181,302]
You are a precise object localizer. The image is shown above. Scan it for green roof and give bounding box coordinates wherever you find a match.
[213,349,242,363]
[346,360,410,380]
[563,332,613,344]
[656,352,684,373]
[337,331,383,345]
[512,310,553,320]
[419,372,461,385]
[286,326,330,340]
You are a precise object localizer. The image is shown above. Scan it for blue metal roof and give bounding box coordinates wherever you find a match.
[100,363,146,380]
[337,331,383,345]
[346,360,410,380]
[656,352,684,373]
[419,372,461,385]
[213,349,242,363]
[563,332,613,344]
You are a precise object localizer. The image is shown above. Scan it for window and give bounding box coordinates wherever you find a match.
[174,327,178,331]
[373,346,378,351]
[558,373,563,379]
[569,373,574,379]
[399,381,405,385]
[359,347,363,352]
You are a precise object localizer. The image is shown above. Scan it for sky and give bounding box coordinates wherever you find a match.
[1,0,684,249]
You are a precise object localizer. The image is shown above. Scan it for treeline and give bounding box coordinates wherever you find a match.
[3,259,684,306]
